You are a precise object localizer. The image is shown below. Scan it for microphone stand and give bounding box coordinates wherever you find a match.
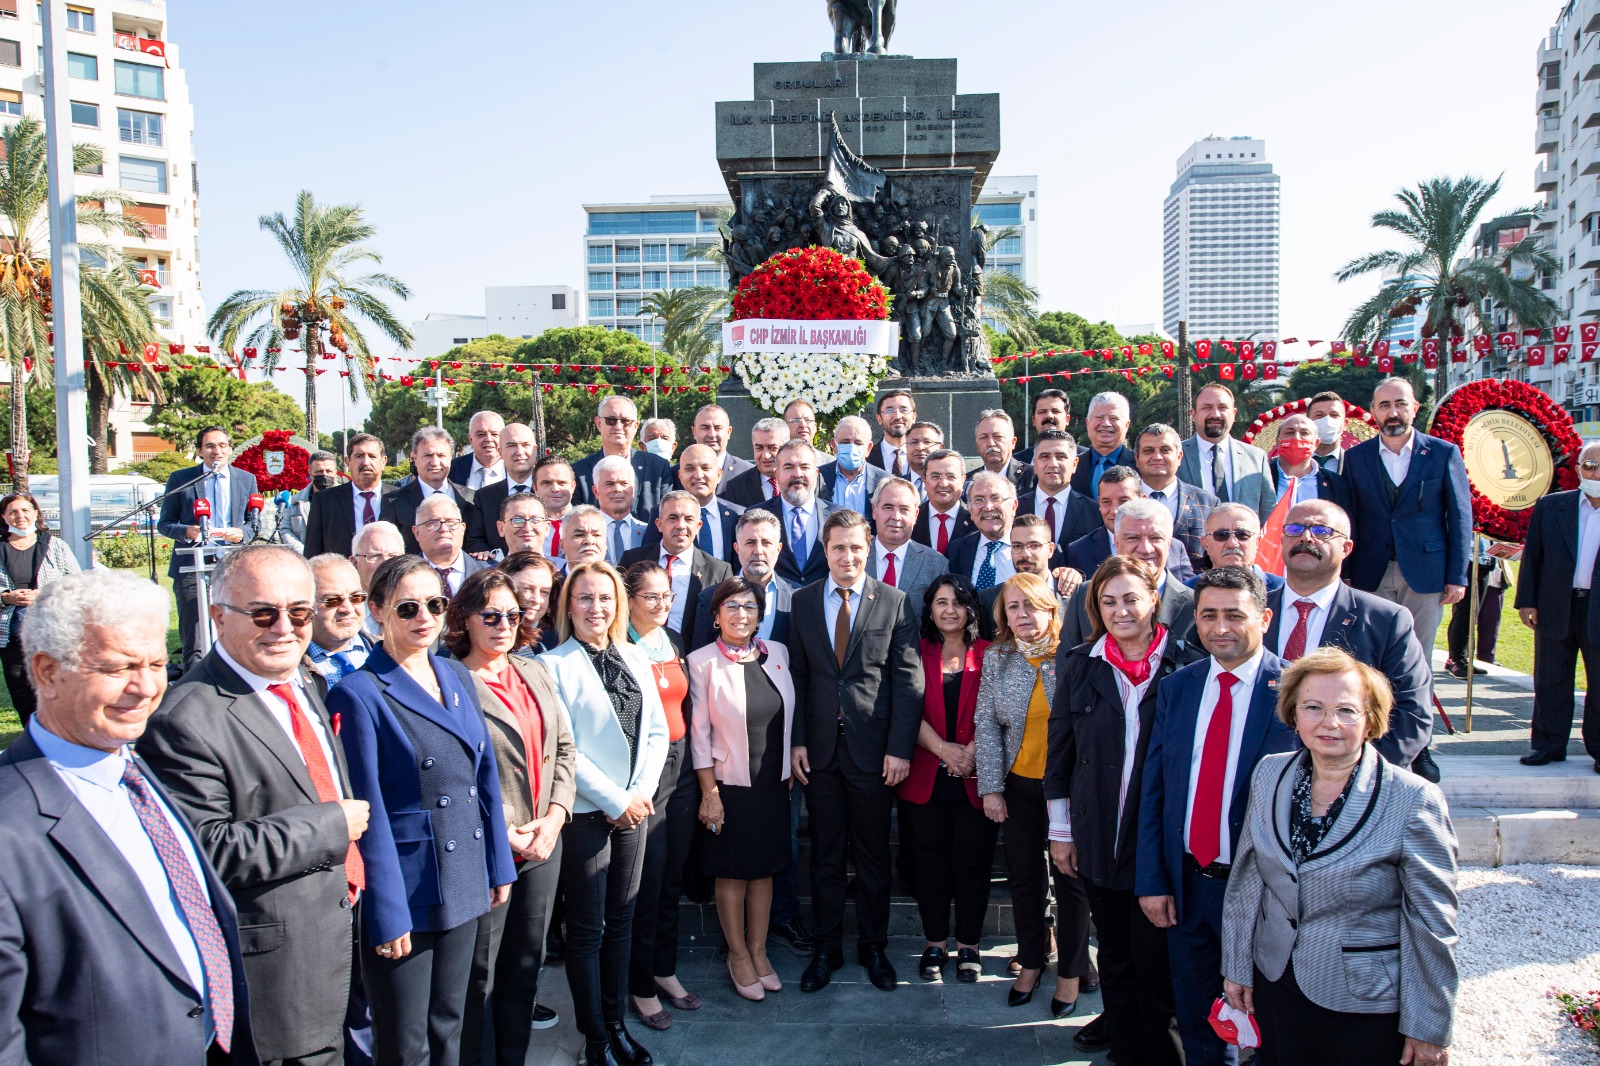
[88,464,216,584]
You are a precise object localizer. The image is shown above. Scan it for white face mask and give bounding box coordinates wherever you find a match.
[6,524,31,537]
[1582,477,1600,499]
[1311,416,1341,445]
[643,438,674,460]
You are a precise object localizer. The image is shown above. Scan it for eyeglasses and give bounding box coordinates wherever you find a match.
[419,519,464,533]
[1298,704,1363,725]
[318,592,369,609]
[1207,529,1255,543]
[600,415,638,428]
[573,594,615,608]
[721,602,761,615]
[1283,523,1348,541]
[393,597,449,620]
[352,551,400,564]
[217,602,314,628]
[505,515,548,528]
[632,593,671,607]
[475,609,525,628]
[1583,460,1600,472]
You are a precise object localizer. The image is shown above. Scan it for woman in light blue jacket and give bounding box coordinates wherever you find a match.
[538,560,668,1066]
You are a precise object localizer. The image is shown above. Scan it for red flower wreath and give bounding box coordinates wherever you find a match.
[730,246,890,322]
[1242,397,1379,454]
[232,430,313,494]
[1428,378,1582,543]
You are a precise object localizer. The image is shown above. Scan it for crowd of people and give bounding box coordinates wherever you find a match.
[16,373,1569,1066]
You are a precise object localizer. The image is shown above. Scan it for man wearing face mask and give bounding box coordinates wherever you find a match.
[640,418,678,462]
[1267,414,1350,511]
[820,415,887,518]
[1306,392,1350,474]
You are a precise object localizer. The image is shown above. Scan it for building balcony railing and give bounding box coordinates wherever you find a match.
[139,224,167,240]
[1536,161,1559,190]
[118,129,163,148]
[1538,114,1561,152]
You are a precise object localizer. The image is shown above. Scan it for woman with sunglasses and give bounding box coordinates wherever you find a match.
[622,561,699,1030]
[537,560,668,1066]
[328,555,516,1066]
[0,491,77,722]
[449,569,577,1066]
[499,551,562,655]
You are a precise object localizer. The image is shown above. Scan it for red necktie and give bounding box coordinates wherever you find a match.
[270,683,365,902]
[550,521,561,557]
[1283,600,1316,662]
[768,476,779,500]
[936,513,950,553]
[883,551,897,587]
[1044,495,1059,541]
[1189,670,1238,868]
[663,554,675,578]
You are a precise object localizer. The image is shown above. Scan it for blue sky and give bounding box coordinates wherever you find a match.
[172,0,1558,423]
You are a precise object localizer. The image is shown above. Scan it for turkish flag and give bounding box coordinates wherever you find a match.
[1354,341,1367,356]
[1374,340,1391,358]
[1331,341,1347,354]
[1557,344,1573,363]
[1422,350,1439,369]
[1556,325,1572,343]
[1377,355,1394,372]
[1119,345,1133,359]
[142,342,159,362]
[1586,343,1599,362]
[1497,332,1518,348]
[1139,343,1152,356]
[1451,347,1467,363]
[1240,341,1255,360]
[1241,361,1258,380]
[1160,340,1174,358]
[1262,362,1278,380]
[1196,339,1212,358]
[168,343,185,355]
[1585,323,1600,344]
[139,269,159,288]
[1353,353,1370,367]
[1528,345,1547,366]
[1220,341,1236,355]
[1473,334,1491,353]
[1262,341,1278,358]
[1524,329,1541,342]
[1401,348,1417,364]
[1219,362,1236,380]
[1421,339,1438,358]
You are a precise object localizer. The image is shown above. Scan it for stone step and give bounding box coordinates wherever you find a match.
[1453,808,1600,866]
[1434,755,1600,809]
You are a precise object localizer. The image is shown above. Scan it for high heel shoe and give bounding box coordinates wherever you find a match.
[757,968,782,992]
[728,959,766,1002]
[1050,997,1077,1019]
[1007,971,1039,1008]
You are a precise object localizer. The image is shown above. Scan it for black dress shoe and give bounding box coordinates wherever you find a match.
[955,947,982,983]
[584,1038,622,1066]
[604,1021,651,1066]
[769,919,815,957]
[800,950,843,993]
[859,943,898,990]
[1521,748,1568,766]
[918,945,947,980]
[1593,758,1600,775]
[1411,747,1441,784]
[1081,972,1100,994]
[1073,1013,1113,1051]
[1050,997,1077,1019]
[1007,982,1035,1008]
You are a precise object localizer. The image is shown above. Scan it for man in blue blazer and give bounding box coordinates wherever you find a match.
[646,443,744,565]
[1343,377,1471,670]
[1136,424,1218,573]
[1136,566,1298,1066]
[753,439,837,587]
[158,425,262,666]
[0,571,256,1063]
[570,396,675,519]
[1071,391,1136,497]
[818,415,888,518]
[1178,383,1276,523]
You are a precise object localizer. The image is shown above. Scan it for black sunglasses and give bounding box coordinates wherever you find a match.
[394,597,449,620]
[1283,523,1347,541]
[318,592,369,609]
[218,602,315,628]
[1207,529,1255,543]
[475,609,526,628]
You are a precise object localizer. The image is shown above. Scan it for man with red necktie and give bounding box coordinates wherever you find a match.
[868,476,947,611]
[142,545,371,1066]
[911,448,976,551]
[1135,566,1298,1066]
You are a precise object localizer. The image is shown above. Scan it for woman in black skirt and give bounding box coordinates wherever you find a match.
[686,577,796,1003]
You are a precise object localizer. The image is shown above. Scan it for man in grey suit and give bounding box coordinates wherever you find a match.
[412,495,489,597]
[592,454,651,566]
[1061,498,1196,648]
[1179,383,1275,523]
[140,545,369,1065]
[867,476,948,614]
[1137,423,1219,574]
[690,403,755,483]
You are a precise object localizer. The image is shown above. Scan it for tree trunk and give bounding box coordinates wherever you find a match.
[530,370,548,455]
[9,361,28,494]
[88,371,110,474]
[304,327,320,441]
[1176,320,1193,438]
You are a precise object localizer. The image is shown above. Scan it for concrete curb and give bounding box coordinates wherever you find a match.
[1453,808,1600,866]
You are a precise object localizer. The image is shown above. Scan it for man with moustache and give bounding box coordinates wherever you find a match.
[912,448,977,551]
[1015,388,1071,465]
[305,433,393,559]
[592,455,650,566]
[977,513,1067,620]
[754,439,838,586]
[1060,498,1198,648]
[651,443,743,565]
[721,417,791,508]
[1266,413,1350,510]
[465,421,540,557]
[620,490,732,642]
[868,389,918,477]
[973,409,1036,495]
[1344,377,1470,777]
[1263,499,1434,770]
[1178,383,1275,523]
[534,455,577,564]
[571,395,674,517]
[1182,504,1284,593]
[867,476,948,609]
[1071,392,1136,497]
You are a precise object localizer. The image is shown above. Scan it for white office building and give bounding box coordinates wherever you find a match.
[1161,136,1281,339]
[410,285,582,359]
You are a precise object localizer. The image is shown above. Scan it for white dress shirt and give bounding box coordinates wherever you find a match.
[1378,432,1414,488]
[926,505,961,547]
[1578,496,1600,590]
[878,439,907,476]
[1275,578,1341,659]
[351,481,382,535]
[1033,487,1073,543]
[659,548,692,633]
[1199,439,1234,500]
[419,479,456,502]
[1140,480,1182,522]
[213,643,344,797]
[874,539,908,589]
[823,574,868,638]
[428,553,468,596]
[1183,646,1265,865]
[781,499,819,562]
[468,458,505,491]
[968,535,1016,587]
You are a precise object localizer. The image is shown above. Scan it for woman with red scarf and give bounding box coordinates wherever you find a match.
[1046,556,1202,1066]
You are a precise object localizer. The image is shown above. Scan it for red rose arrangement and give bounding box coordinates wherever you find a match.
[232,430,313,494]
[730,247,890,322]
[1243,397,1379,455]
[1428,378,1581,543]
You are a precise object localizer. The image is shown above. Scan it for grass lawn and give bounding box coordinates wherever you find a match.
[1431,561,1534,676]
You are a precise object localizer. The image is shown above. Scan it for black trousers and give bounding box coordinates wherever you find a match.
[360,919,478,1066]
[629,738,697,996]
[0,634,35,724]
[1255,960,1404,1066]
[1447,566,1504,663]
[804,734,894,952]
[559,811,646,1039]
[1083,880,1181,1066]
[1531,595,1600,759]
[770,783,804,927]
[904,785,997,945]
[1001,774,1092,977]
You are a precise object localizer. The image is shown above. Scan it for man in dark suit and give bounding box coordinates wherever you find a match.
[651,443,744,565]
[1263,412,1351,514]
[819,415,887,516]
[378,426,476,556]
[867,475,948,611]
[1018,429,1100,550]
[1263,499,1434,771]
[687,403,754,484]
[465,421,539,557]
[720,417,790,509]
[974,408,1036,496]
[304,432,394,560]
[978,514,1068,624]
[1343,377,1471,675]
[1515,442,1600,769]
[413,496,489,596]
[621,490,732,643]
[570,396,675,519]
[1135,423,1218,573]
[449,410,506,490]
[690,508,794,651]
[1136,566,1298,1066]
[140,545,367,1066]
[1071,391,1135,497]
[1180,503,1285,595]
[753,439,838,587]
[789,508,922,993]
[158,425,263,665]
[1066,464,1195,584]
[866,388,917,475]
[947,470,1020,594]
[0,570,256,1063]
[1014,387,1071,466]
[911,448,976,550]
[1062,498,1197,647]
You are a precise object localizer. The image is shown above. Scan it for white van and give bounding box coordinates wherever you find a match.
[23,474,164,532]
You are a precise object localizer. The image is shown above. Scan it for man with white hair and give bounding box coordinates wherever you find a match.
[560,505,610,570]
[304,553,373,699]
[571,395,674,518]
[450,410,506,490]
[379,426,476,555]
[413,493,488,596]
[753,438,838,585]
[141,545,370,1065]
[350,520,405,640]
[592,454,649,565]
[0,571,254,1061]
[1071,392,1136,497]
[466,421,541,558]
[1060,498,1198,647]
[640,417,678,462]
[973,408,1036,496]
[947,470,1019,591]
[820,414,888,517]
[721,416,791,508]
[1182,503,1284,593]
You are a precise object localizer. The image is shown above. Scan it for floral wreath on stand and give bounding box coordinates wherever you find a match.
[232,429,315,494]
[728,246,892,438]
[1241,397,1379,457]
[1428,378,1582,543]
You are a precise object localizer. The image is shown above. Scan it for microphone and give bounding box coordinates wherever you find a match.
[276,490,292,508]
[192,497,212,542]
[246,493,265,520]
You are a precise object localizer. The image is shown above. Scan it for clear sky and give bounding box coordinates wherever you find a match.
[170,0,1559,425]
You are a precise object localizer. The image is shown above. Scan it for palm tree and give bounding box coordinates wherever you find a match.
[977,224,1041,348]
[208,190,412,441]
[1336,175,1560,399]
[81,260,163,473]
[640,287,727,368]
[0,117,157,489]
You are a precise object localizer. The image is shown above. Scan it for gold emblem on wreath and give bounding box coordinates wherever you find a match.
[1459,410,1553,511]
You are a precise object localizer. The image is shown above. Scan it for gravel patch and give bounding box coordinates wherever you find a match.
[1456,865,1600,1064]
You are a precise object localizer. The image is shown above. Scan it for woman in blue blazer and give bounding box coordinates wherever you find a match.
[538,560,669,1066]
[330,554,516,1066]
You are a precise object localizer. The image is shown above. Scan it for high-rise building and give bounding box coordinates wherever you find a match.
[410,285,582,360]
[1161,136,1280,339]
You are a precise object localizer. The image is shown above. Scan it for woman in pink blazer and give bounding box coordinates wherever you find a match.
[687,576,796,1003]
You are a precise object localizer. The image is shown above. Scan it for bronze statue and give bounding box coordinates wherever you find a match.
[809,186,888,273]
[828,0,896,55]
[920,245,961,371]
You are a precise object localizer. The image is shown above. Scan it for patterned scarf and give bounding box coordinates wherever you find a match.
[1103,624,1168,686]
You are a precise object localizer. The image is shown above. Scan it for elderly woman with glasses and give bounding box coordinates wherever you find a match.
[537,560,668,1066]
[328,554,516,1066]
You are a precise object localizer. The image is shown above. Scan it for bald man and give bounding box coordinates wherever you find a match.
[819,415,888,518]
[466,421,540,557]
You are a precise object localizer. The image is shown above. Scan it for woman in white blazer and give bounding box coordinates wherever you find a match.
[688,576,796,1002]
[537,561,668,1066]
